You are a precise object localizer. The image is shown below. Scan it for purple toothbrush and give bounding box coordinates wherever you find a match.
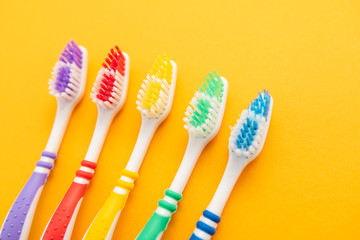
[0,40,88,240]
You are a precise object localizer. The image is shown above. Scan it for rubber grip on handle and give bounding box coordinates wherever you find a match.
[42,160,96,240]
[0,155,55,240]
[83,169,138,240]
[189,210,221,240]
[136,189,182,240]
[42,182,88,240]
[0,170,50,240]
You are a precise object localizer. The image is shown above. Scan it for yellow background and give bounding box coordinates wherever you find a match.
[0,0,360,239]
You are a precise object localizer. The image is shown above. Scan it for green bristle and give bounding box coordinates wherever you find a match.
[198,71,224,102]
[189,98,211,127]
[187,71,224,129]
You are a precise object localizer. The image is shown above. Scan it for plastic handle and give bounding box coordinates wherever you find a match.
[42,182,87,240]
[0,152,56,240]
[137,189,182,240]
[189,210,221,240]
[83,169,138,240]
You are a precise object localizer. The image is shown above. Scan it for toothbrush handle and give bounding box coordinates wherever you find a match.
[83,169,138,240]
[0,152,56,240]
[42,160,97,240]
[189,210,221,240]
[136,189,182,240]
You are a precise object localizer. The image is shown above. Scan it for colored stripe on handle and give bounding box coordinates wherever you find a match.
[42,160,96,240]
[190,210,221,240]
[83,169,138,240]
[136,189,182,240]
[0,151,56,240]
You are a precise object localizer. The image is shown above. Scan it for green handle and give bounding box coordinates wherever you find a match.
[137,212,170,240]
[137,189,182,240]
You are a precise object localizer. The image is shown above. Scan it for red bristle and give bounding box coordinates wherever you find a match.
[100,82,111,92]
[115,46,123,59]
[103,74,115,87]
[110,49,116,57]
[95,46,126,102]
[118,62,125,71]
[102,76,115,89]
[96,94,107,101]
[105,58,112,68]
[98,87,111,96]
[117,62,125,75]
[111,61,118,70]
[115,46,121,55]
[118,57,124,67]
[108,53,115,62]
[98,88,113,104]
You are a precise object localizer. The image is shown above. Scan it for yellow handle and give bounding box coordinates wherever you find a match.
[84,169,138,240]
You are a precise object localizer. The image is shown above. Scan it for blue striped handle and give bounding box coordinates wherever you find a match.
[190,210,221,240]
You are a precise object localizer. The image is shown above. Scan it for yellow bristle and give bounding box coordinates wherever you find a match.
[137,54,173,117]
[141,78,162,110]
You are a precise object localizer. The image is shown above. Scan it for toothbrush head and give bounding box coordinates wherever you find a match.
[184,71,228,140]
[229,90,273,163]
[49,40,87,103]
[136,54,177,120]
[91,46,130,111]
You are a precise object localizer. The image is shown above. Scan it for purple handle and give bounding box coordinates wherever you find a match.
[0,152,55,240]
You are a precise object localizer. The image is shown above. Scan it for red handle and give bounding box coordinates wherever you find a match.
[42,182,88,239]
[42,160,97,240]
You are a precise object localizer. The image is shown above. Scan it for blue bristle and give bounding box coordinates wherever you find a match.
[235,117,259,150]
[250,127,255,135]
[240,129,246,138]
[249,90,270,119]
[233,90,271,151]
[243,124,248,132]
[253,121,258,130]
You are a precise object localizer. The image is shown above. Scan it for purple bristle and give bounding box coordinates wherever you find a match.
[55,66,72,93]
[58,40,83,68]
[49,40,84,99]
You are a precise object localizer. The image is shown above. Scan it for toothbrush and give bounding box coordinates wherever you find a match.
[0,40,87,240]
[41,46,130,240]
[83,54,177,240]
[137,71,228,240]
[190,90,273,240]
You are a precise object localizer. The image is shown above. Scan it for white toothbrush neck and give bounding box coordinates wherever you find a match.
[207,154,246,216]
[44,100,74,153]
[125,116,159,172]
[170,136,206,194]
[84,107,115,163]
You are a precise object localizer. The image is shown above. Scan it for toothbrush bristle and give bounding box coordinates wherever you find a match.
[49,40,83,101]
[136,54,173,118]
[184,71,224,138]
[229,90,272,159]
[250,90,271,119]
[90,46,126,109]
